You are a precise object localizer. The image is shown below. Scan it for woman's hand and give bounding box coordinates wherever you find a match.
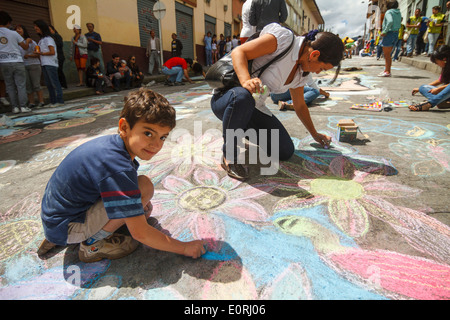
[428,87,443,95]
[242,77,263,94]
[312,132,332,148]
[412,88,419,95]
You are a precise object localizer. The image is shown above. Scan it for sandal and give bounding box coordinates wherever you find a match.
[278,101,294,111]
[409,102,432,111]
[221,156,249,181]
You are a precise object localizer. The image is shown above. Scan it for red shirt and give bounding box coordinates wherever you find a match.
[163,57,187,70]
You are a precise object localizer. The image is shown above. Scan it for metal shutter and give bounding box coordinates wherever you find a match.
[0,0,50,43]
[175,2,194,60]
[137,0,160,48]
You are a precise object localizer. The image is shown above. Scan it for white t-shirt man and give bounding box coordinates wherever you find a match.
[0,27,25,63]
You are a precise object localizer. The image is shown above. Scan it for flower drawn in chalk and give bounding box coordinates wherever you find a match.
[271,159,421,239]
[151,167,274,250]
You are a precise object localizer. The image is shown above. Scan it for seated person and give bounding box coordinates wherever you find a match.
[106,53,131,91]
[127,55,144,88]
[270,77,330,110]
[161,57,200,86]
[86,57,111,95]
[37,88,206,263]
[410,45,450,111]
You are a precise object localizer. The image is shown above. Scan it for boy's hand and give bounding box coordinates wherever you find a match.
[183,240,206,259]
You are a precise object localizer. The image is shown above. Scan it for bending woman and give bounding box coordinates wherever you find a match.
[210,23,344,180]
[410,45,450,111]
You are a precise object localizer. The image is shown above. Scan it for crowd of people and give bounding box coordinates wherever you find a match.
[0,11,153,114]
[359,3,449,69]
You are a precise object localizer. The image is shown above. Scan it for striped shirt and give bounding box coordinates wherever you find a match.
[41,134,143,245]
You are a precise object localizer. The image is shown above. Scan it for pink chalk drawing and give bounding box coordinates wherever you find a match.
[139,132,223,182]
[389,139,450,177]
[274,216,450,300]
[327,248,450,300]
[151,167,274,250]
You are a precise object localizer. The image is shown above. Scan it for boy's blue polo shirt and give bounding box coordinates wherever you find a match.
[41,134,144,246]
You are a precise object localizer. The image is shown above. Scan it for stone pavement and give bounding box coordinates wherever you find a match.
[0,55,449,301]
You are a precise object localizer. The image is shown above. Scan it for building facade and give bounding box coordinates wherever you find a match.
[1,0,323,83]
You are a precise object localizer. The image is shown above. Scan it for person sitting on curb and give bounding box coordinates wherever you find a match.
[106,53,131,91]
[161,57,202,86]
[37,88,206,262]
[271,77,330,111]
[410,45,450,111]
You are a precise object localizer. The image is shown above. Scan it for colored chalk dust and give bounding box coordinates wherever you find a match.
[310,177,364,200]
[0,220,41,262]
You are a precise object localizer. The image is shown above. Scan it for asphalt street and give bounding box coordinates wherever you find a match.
[0,55,449,301]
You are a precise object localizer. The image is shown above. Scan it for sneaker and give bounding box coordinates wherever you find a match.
[0,97,10,106]
[378,71,391,77]
[174,81,185,86]
[36,102,45,108]
[37,238,56,257]
[78,233,139,263]
[12,107,20,114]
[21,106,32,113]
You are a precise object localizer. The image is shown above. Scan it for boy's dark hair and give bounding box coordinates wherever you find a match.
[432,6,441,11]
[90,57,100,65]
[0,11,12,26]
[431,45,450,84]
[192,62,203,74]
[112,53,120,59]
[121,88,176,130]
[34,20,52,38]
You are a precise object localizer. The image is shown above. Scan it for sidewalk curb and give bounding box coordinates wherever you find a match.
[399,56,440,74]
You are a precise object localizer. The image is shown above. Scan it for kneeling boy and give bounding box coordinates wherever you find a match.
[38,88,205,262]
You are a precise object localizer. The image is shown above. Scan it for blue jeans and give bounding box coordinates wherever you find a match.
[428,33,440,54]
[392,38,402,60]
[419,84,450,106]
[0,62,28,108]
[205,49,212,66]
[270,87,320,105]
[211,87,294,162]
[162,66,183,83]
[406,34,418,54]
[42,65,64,104]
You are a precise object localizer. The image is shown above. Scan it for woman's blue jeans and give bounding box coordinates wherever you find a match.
[419,84,450,106]
[162,66,183,83]
[42,65,64,104]
[211,86,294,163]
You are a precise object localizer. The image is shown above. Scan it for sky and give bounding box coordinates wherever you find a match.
[315,0,369,38]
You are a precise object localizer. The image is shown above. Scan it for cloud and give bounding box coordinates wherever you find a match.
[315,0,368,37]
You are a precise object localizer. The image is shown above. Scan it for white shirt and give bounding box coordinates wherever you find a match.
[241,0,256,38]
[251,23,312,115]
[150,38,156,50]
[38,36,58,67]
[20,39,41,66]
[0,27,25,63]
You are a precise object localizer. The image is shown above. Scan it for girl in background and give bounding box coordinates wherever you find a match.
[410,45,450,111]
